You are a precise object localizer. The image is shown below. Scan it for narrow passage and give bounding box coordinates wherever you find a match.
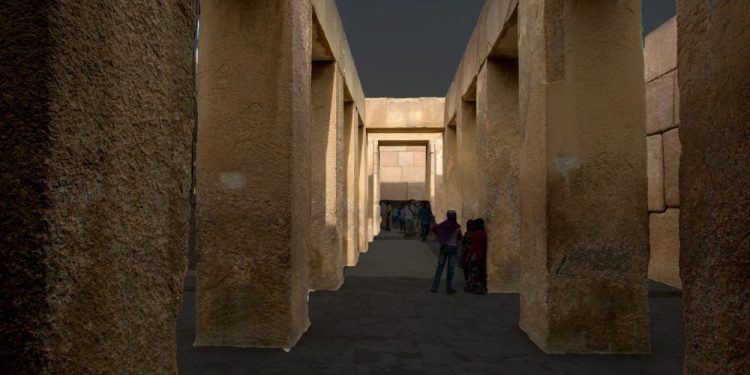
[177,233,684,374]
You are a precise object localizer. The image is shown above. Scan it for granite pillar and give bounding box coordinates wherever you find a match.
[678,2,750,373]
[344,103,359,266]
[358,124,368,253]
[477,59,521,293]
[309,62,345,291]
[458,100,479,223]
[195,0,311,349]
[518,0,650,353]
[443,125,461,219]
[0,1,196,372]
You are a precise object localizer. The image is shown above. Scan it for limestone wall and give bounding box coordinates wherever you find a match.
[379,145,428,201]
[644,18,681,288]
[0,2,196,372]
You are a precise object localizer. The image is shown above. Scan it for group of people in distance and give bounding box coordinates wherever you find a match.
[379,200,434,241]
[431,210,487,295]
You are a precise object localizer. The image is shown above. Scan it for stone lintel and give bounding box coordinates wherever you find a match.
[366,98,445,130]
[311,0,366,121]
[445,0,519,125]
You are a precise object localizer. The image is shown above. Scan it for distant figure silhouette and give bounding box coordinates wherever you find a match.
[465,218,487,295]
[430,210,462,294]
[458,219,475,291]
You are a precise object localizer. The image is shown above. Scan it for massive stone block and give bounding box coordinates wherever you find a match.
[647,134,665,212]
[443,125,462,217]
[195,0,311,349]
[358,125,368,253]
[309,62,346,290]
[0,2,195,372]
[367,139,376,242]
[648,209,681,288]
[644,17,677,82]
[662,128,680,208]
[458,101,479,222]
[646,72,676,135]
[476,59,521,293]
[344,103,359,266]
[678,2,750,373]
[518,0,650,353]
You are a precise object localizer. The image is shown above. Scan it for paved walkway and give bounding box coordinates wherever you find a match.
[177,233,684,374]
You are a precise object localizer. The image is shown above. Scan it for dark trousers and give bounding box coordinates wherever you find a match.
[420,223,430,241]
[468,259,487,291]
[432,245,457,290]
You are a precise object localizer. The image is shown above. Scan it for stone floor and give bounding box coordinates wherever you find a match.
[177,231,684,374]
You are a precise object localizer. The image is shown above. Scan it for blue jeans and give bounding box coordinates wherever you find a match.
[432,245,457,290]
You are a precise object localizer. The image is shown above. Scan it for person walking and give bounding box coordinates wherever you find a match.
[392,203,402,232]
[458,219,475,291]
[464,218,487,295]
[430,210,462,294]
[402,201,415,238]
[418,202,433,242]
[379,201,388,231]
[386,201,392,231]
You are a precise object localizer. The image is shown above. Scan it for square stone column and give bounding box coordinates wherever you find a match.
[358,125,368,253]
[309,62,345,291]
[0,2,195,372]
[678,2,750,373]
[518,0,650,353]
[195,0,311,349]
[433,138,445,217]
[427,141,436,204]
[458,100,479,223]
[443,125,461,218]
[367,138,376,242]
[344,103,360,266]
[476,59,521,293]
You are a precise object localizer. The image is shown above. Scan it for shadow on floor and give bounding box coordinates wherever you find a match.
[178,238,684,374]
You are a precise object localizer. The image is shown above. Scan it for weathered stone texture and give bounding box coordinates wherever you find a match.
[477,60,521,293]
[458,101,479,222]
[662,128,680,207]
[678,2,750,373]
[367,139,376,242]
[0,1,195,372]
[644,17,677,82]
[344,103,359,267]
[442,126,461,217]
[366,98,445,130]
[648,209,681,288]
[358,125,368,253]
[309,62,345,290]
[646,72,676,135]
[518,0,650,353]
[647,134,665,212]
[196,0,311,349]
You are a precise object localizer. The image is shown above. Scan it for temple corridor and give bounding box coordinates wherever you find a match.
[3,0,748,373]
[177,233,684,374]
